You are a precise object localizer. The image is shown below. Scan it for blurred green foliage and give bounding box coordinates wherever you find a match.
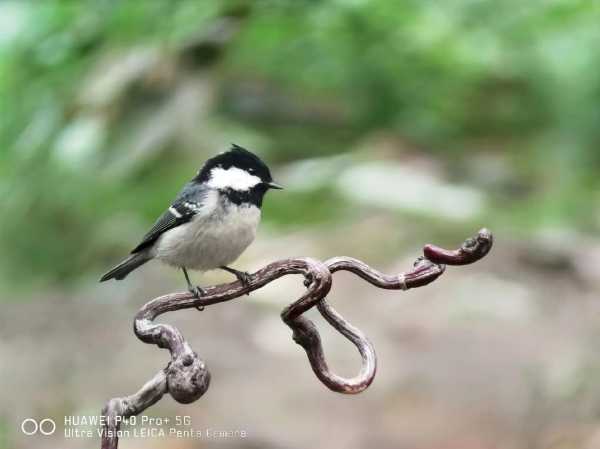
[1,0,599,289]
[0,418,8,449]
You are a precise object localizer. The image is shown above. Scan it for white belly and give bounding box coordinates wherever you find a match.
[153,202,261,271]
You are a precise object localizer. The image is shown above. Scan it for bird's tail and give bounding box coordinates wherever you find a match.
[100,253,151,282]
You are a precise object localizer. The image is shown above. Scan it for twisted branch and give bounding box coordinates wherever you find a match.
[100,228,493,449]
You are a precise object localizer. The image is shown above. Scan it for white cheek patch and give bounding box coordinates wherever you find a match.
[207,167,262,191]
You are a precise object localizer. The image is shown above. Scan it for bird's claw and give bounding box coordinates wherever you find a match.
[221,266,252,293]
[233,271,252,296]
[235,271,252,287]
[189,286,205,311]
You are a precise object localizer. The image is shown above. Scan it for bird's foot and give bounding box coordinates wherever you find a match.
[234,271,252,296]
[221,266,252,293]
[190,285,206,311]
[234,271,252,287]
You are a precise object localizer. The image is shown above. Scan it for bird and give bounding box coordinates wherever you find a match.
[100,144,283,298]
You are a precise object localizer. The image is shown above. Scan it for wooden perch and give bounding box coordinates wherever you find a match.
[100,228,493,449]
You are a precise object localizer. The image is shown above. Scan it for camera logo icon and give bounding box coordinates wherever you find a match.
[21,418,56,436]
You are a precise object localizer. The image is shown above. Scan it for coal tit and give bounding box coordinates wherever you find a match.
[100,144,283,296]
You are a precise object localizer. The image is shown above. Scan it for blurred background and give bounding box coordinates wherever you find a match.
[2,1,600,448]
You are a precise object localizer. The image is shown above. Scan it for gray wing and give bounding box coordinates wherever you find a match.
[131,183,208,254]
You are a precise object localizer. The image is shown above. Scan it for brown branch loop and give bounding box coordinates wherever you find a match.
[101,229,493,449]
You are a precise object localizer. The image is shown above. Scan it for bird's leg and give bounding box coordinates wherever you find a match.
[221,266,252,288]
[182,267,205,311]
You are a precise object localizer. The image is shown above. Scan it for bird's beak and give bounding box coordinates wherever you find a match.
[267,181,284,190]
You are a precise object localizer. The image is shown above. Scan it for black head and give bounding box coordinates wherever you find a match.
[195,144,282,206]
